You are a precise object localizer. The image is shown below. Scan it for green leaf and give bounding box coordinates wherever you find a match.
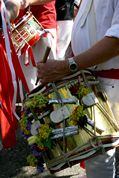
[42,137,52,149]
[27,135,38,145]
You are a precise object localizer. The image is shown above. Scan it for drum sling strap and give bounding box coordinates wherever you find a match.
[93,69,119,79]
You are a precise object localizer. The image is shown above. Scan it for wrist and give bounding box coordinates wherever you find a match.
[67,57,79,73]
[59,60,71,76]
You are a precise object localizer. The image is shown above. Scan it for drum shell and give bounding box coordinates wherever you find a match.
[20,72,119,172]
[11,12,45,53]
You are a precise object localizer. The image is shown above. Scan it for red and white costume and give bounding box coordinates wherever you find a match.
[18,2,57,92]
[0,0,29,148]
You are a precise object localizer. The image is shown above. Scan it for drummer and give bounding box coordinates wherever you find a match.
[37,0,119,178]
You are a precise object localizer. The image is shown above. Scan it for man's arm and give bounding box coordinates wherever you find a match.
[37,36,119,84]
[20,0,54,9]
[74,36,119,69]
[2,0,54,22]
[27,0,54,4]
[4,0,21,22]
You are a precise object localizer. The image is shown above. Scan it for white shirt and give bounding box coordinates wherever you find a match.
[71,0,119,122]
[72,0,119,70]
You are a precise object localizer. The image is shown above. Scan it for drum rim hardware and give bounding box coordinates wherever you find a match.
[11,11,47,54]
[20,70,119,172]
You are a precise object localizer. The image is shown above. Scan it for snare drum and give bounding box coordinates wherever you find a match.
[11,11,45,53]
[20,70,119,173]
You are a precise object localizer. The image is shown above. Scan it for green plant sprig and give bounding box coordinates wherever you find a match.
[25,94,48,109]
[69,105,86,126]
[77,85,91,99]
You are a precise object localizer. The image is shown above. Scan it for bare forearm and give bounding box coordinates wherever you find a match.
[23,0,54,6]
[31,0,54,4]
[3,0,54,22]
[74,36,119,70]
[4,0,20,22]
[19,0,54,10]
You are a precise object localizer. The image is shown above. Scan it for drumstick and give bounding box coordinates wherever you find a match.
[35,46,51,85]
[42,46,51,63]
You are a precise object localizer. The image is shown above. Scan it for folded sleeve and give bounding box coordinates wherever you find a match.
[105,1,119,39]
